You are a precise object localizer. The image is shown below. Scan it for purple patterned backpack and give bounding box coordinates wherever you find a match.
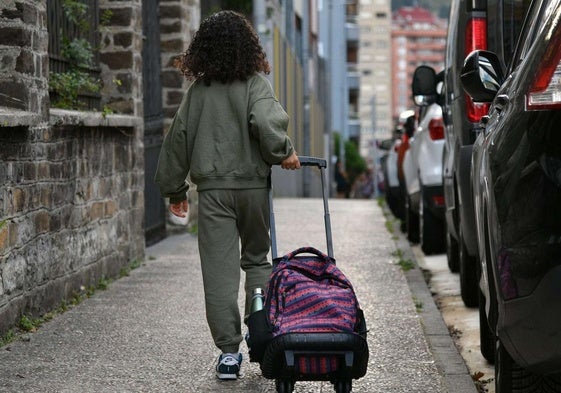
[265,247,359,337]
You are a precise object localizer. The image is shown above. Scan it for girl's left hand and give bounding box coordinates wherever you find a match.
[170,200,189,218]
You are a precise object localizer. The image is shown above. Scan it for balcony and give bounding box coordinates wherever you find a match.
[347,63,360,91]
[347,115,361,139]
[346,22,359,43]
[347,71,360,90]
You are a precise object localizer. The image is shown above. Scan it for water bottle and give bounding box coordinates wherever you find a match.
[246,288,264,350]
[250,287,265,314]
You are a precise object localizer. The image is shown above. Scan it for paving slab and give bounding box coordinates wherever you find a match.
[0,199,477,393]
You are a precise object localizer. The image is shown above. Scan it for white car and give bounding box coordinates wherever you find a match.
[402,102,446,254]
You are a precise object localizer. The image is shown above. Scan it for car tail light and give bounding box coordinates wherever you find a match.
[432,195,445,206]
[465,17,490,121]
[527,25,561,110]
[428,117,445,140]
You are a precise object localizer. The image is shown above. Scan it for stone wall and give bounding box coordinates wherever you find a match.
[99,0,144,116]
[0,0,48,117]
[159,0,199,129]
[0,0,146,335]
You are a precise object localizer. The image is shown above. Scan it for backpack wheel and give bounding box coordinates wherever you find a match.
[275,379,294,393]
[334,379,352,393]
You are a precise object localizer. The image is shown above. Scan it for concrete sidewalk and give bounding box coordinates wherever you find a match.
[0,199,477,392]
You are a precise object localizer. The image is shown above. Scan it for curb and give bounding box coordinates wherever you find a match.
[384,204,478,393]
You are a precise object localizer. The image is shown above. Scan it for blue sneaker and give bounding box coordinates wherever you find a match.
[216,353,242,380]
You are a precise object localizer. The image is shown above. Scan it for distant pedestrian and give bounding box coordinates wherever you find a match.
[353,169,374,199]
[154,10,300,381]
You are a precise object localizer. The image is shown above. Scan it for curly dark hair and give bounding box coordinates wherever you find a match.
[174,10,271,85]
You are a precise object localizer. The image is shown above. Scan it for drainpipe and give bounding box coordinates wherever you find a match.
[302,0,311,197]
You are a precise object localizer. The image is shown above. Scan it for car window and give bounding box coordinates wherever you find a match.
[502,0,533,64]
[510,0,544,69]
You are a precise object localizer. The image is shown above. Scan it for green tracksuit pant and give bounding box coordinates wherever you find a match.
[198,188,272,354]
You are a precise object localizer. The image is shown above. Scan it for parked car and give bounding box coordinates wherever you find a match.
[461,0,561,390]
[404,68,446,255]
[379,138,400,217]
[420,0,532,308]
[395,110,416,234]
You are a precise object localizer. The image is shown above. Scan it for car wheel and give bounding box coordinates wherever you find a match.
[405,195,419,243]
[494,338,561,392]
[478,289,495,363]
[445,222,460,272]
[398,182,407,232]
[446,230,460,272]
[386,191,398,217]
[419,185,445,255]
[459,225,479,307]
[495,339,514,393]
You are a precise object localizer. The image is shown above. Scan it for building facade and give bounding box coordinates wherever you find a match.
[391,6,447,118]
[357,0,392,147]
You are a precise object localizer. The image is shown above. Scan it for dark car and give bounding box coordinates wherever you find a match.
[461,0,561,390]
[420,0,531,308]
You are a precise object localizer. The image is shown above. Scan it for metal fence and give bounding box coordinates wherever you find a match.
[47,0,101,110]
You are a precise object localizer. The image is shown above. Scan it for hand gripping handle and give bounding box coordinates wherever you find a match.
[297,156,327,168]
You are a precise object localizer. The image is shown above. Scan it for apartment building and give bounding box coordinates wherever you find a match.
[357,0,393,147]
[391,6,447,118]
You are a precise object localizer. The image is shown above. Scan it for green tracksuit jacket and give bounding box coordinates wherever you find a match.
[154,73,294,200]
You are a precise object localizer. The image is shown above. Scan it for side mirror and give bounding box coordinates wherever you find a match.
[460,50,504,103]
[412,65,437,106]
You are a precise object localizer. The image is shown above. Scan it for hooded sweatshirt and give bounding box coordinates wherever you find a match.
[154,73,294,202]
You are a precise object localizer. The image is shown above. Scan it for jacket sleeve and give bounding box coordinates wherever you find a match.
[154,113,190,203]
[249,96,294,165]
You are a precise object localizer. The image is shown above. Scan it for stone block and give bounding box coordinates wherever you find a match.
[3,2,42,26]
[13,187,26,212]
[0,48,18,73]
[8,221,18,248]
[114,32,132,48]
[2,254,26,295]
[0,26,31,47]
[2,3,24,20]
[100,51,133,70]
[0,80,27,110]
[105,200,117,217]
[115,72,132,94]
[90,202,105,220]
[103,7,132,26]
[159,4,183,19]
[14,48,35,74]
[49,211,61,232]
[105,98,133,114]
[34,210,50,234]
[160,20,181,34]
[40,186,51,207]
[160,38,184,52]
[0,225,8,253]
[37,161,49,178]
[23,162,36,181]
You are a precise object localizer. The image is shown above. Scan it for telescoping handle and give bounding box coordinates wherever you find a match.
[269,156,334,261]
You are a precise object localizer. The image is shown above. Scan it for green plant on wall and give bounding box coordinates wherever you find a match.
[49,0,101,110]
